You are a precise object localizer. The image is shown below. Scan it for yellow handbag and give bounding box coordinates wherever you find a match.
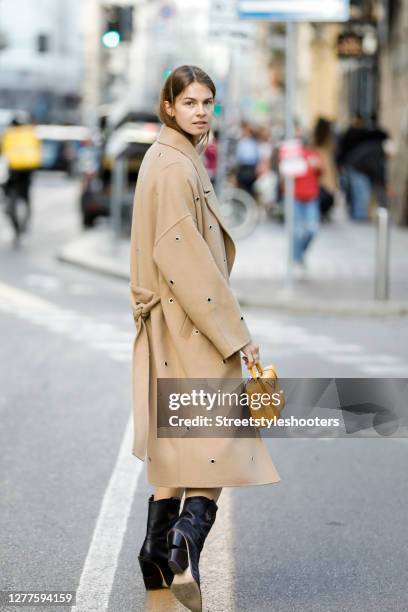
[244,361,285,424]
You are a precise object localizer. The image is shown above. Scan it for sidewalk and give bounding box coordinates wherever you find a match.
[57,205,408,317]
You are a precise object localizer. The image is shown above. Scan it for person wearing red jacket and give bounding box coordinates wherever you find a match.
[293,144,322,275]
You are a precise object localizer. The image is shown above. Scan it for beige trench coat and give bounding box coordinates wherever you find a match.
[129,124,281,487]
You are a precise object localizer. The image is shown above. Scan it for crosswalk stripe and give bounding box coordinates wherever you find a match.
[360,365,408,375]
[0,281,134,364]
[1,280,406,380]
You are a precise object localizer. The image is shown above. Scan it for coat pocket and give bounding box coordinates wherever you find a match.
[179,312,194,338]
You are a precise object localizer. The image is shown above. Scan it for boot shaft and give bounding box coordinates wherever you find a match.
[167,496,219,590]
[176,496,218,549]
[144,494,181,539]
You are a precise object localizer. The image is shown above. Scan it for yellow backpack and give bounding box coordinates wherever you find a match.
[1,126,42,170]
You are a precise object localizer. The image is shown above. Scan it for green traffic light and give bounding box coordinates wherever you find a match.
[214,102,222,117]
[102,30,121,48]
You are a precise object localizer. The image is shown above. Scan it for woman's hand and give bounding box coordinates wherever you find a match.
[241,340,260,369]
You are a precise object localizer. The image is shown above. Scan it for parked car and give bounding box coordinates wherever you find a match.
[35,124,95,174]
[79,112,160,228]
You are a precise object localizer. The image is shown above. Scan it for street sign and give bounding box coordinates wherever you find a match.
[209,0,256,43]
[238,0,349,22]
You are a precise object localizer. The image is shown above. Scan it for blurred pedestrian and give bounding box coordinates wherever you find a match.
[336,113,370,219]
[292,131,322,276]
[313,117,337,222]
[255,125,273,176]
[252,126,279,211]
[129,64,281,612]
[344,114,390,218]
[235,120,260,195]
[203,128,219,186]
[336,112,367,165]
[1,112,41,243]
[337,113,389,220]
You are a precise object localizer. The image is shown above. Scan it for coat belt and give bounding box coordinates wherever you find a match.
[129,283,161,460]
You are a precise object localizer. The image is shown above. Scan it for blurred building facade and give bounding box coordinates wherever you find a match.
[294,23,343,127]
[80,0,407,222]
[2,0,401,218]
[283,0,408,224]
[293,1,380,128]
[0,0,83,123]
[379,0,408,223]
[80,0,274,129]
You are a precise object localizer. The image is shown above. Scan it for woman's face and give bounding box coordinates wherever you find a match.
[164,81,214,140]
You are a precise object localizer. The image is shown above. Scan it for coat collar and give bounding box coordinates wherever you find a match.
[156,124,213,191]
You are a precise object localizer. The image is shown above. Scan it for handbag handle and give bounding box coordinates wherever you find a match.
[247,361,284,413]
[249,361,264,379]
[247,361,271,397]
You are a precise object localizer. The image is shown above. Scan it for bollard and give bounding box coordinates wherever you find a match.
[374,206,390,301]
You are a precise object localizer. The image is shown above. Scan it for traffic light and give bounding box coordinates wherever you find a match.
[37,33,50,53]
[118,6,134,42]
[101,5,134,48]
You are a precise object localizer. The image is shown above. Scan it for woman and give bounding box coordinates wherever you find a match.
[313,117,337,222]
[235,120,260,196]
[129,65,281,612]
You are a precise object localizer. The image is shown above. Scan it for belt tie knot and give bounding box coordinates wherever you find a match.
[129,283,161,328]
[133,303,151,322]
[129,282,161,460]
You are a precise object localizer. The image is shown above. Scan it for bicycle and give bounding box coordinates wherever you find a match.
[218,185,260,240]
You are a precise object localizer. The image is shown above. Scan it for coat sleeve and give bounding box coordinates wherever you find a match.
[152,161,252,360]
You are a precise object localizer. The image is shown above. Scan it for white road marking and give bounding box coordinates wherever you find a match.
[70,416,142,612]
[309,343,364,352]
[198,488,235,611]
[1,279,407,611]
[144,490,235,612]
[24,312,79,320]
[70,283,96,296]
[360,365,408,375]
[24,273,61,292]
[90,341,131,352]
[327,354,401,364]
[0,280,143,611]
[111,353,131,362]
[244,311,407,376]
[324,354,368,364]
[0,281,135,366]
[16,278,393,378]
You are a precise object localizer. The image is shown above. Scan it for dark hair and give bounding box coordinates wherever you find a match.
[158,65,216,150]
[313,117,332,147]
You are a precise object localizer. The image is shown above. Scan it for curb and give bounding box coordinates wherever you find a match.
[57,246,129,283]
[236,292,408,318]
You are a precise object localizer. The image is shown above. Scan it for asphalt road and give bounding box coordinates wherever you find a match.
[0,173,407,612]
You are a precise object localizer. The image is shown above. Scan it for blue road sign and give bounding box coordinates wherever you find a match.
[238,0,349,22]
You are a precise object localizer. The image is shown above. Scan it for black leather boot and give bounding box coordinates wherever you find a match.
[138,494,181,589]
[167,495,218,612]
